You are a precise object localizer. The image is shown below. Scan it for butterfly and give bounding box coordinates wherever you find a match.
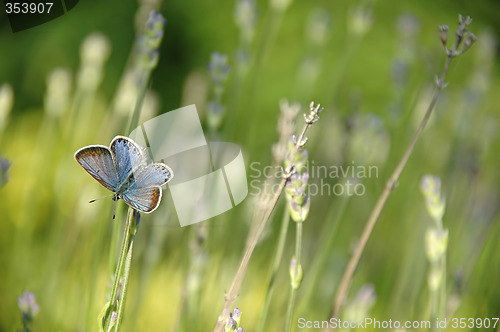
[74,135,174,214]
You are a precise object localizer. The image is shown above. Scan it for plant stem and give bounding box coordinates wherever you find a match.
[285,289,297,331]
[299,197,349,311]
[103,208,137,331]
[245,4,287,147]
[257,207,290,332]
[213,177,286,331]
[127,71,151,134]
[108,208,123,275]
[214,103,321,331]
[285,221,303,332]
[114,240,135,331]
[329,38,457,323]
[439,254,447,320]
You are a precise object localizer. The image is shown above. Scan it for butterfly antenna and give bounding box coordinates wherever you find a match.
[88,193,116,204]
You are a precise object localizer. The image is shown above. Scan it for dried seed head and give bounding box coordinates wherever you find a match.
[439,24,449,46]
[461,32,478,53]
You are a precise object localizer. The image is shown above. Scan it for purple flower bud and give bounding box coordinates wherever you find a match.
[146,10,166,34]
[110,311,117,324]
[301,172,309,184]
[233,308,241,319]
[208,52,231,84]
[227,317,235,329]
[0,155,10,187]
[18,291,39,319]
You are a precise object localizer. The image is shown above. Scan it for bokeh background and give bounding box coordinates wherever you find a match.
[1,0,499,331]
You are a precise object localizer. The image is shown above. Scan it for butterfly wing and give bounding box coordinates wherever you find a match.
[121,187,162,213]
[74,145,119,192]
[110,136,146,185]
[121,163,173,213]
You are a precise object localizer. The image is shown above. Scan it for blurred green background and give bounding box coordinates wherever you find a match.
[1,0,500,331]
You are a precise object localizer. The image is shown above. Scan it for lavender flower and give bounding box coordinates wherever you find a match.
[208,52,231,85]
[0,155,10,187]
[421,175,446,223]
[206,52,231,131]
[140,10,166,69]
[224,308,244,331]
[284,136,308,173]
[234,0,257,43]
[285,170,310,222]
[18,291,39,320]
[289,257,303,289]
[18,291,39,332]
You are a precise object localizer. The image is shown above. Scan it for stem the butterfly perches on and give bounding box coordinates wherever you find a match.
[100,207,140,332]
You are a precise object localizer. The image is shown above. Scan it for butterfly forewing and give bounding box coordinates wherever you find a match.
[110,136,146,185]
[74,146,119,192]
[130,163,173,189]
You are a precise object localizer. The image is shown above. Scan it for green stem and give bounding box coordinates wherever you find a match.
[331,40,457,322]
[437,218,446,328]
[127,70,151,134]
[439,255,447,320]
[257,207,291,332]
[246,5,286,148]
[285,222,303,332]
[295,223,303,279]
[108,209,123,275]
[430,266,439,329]
[114,240,135,331]
[285,288,298,332]
[103,208,137,331]
[299,197,349,311]
[327,36,362,110]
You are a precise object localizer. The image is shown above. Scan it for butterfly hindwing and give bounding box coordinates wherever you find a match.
[121,186,162,213]
[74,145,119,192]
[121,163,173,213]
[110,136,145,184]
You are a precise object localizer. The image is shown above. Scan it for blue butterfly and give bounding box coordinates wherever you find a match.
[74,136,173,213]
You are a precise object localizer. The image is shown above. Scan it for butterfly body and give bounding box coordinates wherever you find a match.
[74,136,173,213]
